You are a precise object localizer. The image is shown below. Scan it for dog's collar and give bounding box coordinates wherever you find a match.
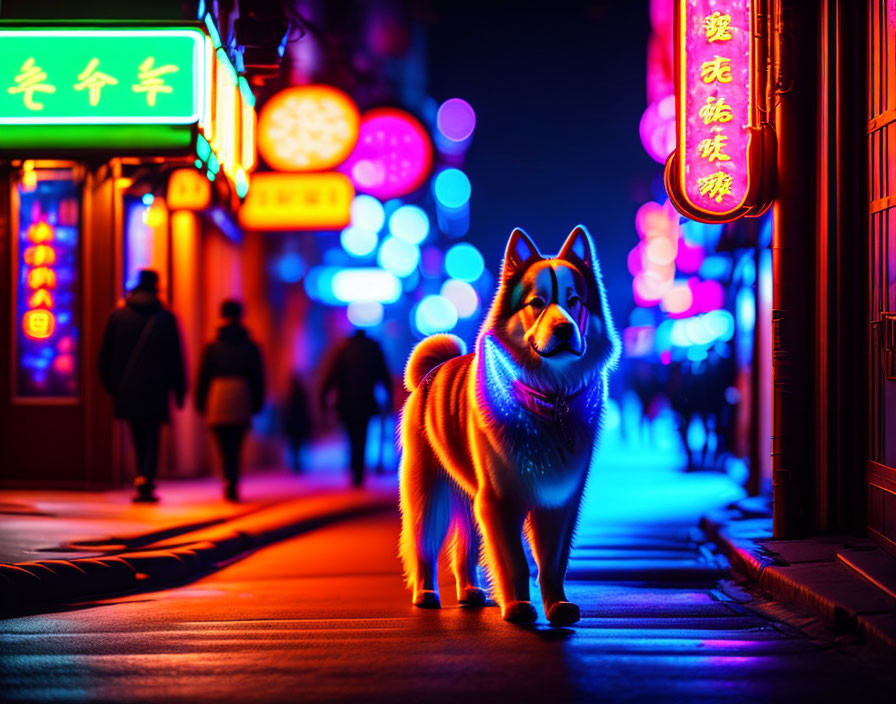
[512,380,585,423]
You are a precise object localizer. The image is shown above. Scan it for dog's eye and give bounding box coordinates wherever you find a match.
[528,296,545,310]
[568,295,582,309]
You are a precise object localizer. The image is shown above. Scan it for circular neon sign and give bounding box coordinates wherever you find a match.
[340,108,433,200]
[257,85,360,172]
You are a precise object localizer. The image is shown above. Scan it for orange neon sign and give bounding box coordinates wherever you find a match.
[27,266,57,290]
[238,172,354,231]
[664,0,775,223]
[22,309,56,339]
[167,168,211,210]
[20,221,60,342]
[257,85,360,172]
[27,221,54,243]
[27,288,54,308]
[23,244,56,266]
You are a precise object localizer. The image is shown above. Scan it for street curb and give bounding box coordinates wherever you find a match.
[700,512,896,656]
[0,491,396,617]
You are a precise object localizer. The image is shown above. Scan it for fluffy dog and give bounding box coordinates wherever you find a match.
[398,225,619,625]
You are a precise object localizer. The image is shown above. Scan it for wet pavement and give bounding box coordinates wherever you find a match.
[2,439,895,702]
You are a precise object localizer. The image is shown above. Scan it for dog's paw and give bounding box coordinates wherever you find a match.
[546,601,580,626]
[458,586,487,607]
[413,590,441,609]
[503,600,538,624]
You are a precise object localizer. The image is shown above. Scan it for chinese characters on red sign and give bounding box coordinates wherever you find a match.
[667,0,773,223]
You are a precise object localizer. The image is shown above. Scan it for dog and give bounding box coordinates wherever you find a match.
[398,225,619,625]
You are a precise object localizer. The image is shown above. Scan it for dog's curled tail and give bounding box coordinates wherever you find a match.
[404,334,466,392]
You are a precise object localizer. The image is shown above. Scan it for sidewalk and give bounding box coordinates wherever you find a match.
[701,497,896,654]
[0,468,397,616]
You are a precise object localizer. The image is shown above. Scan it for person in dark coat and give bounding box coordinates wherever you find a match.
[283,372,312,473]
[98,269,187,503]
[320,329,392,488]
[195,300,265,502]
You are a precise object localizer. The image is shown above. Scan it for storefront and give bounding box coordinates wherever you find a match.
[0,20,256,486]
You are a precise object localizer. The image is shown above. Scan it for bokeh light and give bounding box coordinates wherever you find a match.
[276,252,305,283]
[340,108,433,200]
[676,238,705,273]
[388,205,430,245]
[257,85,360,171]
[414,294,458,336]
[350,194,386,233]
[378,235,420,277]
[331,268,401,304]
[433,169,471,210]
[340,226,378,258]
[347,300,384,327]
[638,94,676,164]
[444,242,484,281]
[689,278,724,313]
[440,279,479,318]
[660,283,694,318]
[420,246,444,278]
[436,98,476,142]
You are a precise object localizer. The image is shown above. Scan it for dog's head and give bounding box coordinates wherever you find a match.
[480,225,620,388]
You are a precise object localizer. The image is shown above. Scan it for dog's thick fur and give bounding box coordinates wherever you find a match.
[398,225,619,625]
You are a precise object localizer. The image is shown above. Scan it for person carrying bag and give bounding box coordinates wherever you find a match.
[196,300,265,502]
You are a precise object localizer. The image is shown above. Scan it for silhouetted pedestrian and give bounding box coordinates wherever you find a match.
[196,300,265,502]
[98,269,187,503]
[283,372,312,473]
[320,329,392,487]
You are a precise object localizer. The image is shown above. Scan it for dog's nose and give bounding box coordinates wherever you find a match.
[554,322,575,341]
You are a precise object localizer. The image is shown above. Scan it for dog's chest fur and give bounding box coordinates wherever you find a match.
[476,351,603,507]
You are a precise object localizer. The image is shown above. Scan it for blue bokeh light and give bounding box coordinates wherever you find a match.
[414,295,458,336]
[378,236,420,278]
[388,205,430,245]
[341,226,379,258]
[350,194,386,233]
[441,279,479,318]
[277,252,305,283]
[347,300,384,328]
[433,168,471,210]
[444,242,484,282]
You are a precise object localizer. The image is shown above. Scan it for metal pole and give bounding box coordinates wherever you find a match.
[771,0,817,537]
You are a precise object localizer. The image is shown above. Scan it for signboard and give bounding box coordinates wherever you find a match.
[257,85,360,172]
[0,27,205,152]
[0,24,256,196]
[0,29,203,123]
[168,168,211,210]
[14,172,80,398]
[664,1,774,223]
[238,172,354,231]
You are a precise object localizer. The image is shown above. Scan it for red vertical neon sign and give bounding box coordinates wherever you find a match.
[665,0,775,223]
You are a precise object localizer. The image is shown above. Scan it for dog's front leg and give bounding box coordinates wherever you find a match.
[474,490,534,623]
[529,500,582,626]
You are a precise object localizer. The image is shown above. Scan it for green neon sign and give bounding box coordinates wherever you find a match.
[0,28,204,125]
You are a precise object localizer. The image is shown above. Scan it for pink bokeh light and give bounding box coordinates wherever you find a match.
[681,0,752,216]
[340,108,433,200]
[639,95,676,164]
[689,277,725,313]
[675,237,705,273]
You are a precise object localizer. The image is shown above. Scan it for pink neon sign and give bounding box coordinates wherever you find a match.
[672,0,756,222]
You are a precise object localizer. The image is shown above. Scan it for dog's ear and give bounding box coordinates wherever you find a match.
[502,227,541,278]
[558,225,595,269]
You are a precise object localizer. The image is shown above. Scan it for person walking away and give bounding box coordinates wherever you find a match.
[320,329,392,488]
[283,372,312,473]
[195,300,265,502]
[98,269,187,503]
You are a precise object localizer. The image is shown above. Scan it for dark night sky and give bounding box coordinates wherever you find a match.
[426,0,658,323]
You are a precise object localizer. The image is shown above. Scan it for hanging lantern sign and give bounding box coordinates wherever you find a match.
[664,0,775,223]
[257,85,360,172]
